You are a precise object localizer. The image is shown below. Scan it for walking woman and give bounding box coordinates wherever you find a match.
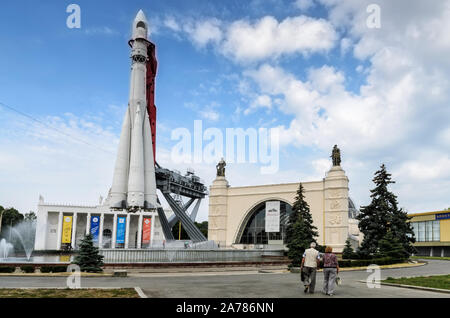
[322,246,339,296]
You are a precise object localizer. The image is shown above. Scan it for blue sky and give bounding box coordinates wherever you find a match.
[0,0,449,221]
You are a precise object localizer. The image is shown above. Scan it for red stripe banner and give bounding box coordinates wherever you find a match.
[142,217,151,244]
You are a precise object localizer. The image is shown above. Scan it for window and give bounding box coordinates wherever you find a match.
[432,220,440,241]
[238,201,292,245]
[418,222,425,242]
[413,220,441,242]
[426,221,433,241]
[411,222,418,239]
[136,21,146,29]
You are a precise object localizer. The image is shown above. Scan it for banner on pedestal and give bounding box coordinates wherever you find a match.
[61,216,73,243]
[90,216,100,242]
[142,217,152,244]
[265,201,280,233]
[116,216,126,244]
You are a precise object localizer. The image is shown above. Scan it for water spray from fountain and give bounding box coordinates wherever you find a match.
[0,239,13,259]
[0,220,36,261]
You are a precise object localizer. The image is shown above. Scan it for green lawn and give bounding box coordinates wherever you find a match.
[411,256,450,261]
[0,288,140,298]
[383,274,450,290]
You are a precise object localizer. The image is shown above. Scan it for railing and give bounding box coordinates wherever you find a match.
[99,248,284,263]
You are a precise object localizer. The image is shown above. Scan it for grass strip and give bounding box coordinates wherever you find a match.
[0,288,140,298]
[383,274,450,290]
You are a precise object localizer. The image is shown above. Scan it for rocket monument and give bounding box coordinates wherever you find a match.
[109,10,158,212]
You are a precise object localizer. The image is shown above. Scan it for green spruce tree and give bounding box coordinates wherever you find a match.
[342,238,355,259]
[378,231,409,259]
[389,207,416,256]
[357,164,415,258]
[285,183,318,267]
[73,234,104,272]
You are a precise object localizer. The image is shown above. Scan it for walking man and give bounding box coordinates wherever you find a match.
[300,242,321,294]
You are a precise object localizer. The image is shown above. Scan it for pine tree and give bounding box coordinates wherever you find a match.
[73,234,104,272]
[285,183,318,267]
[342,238,355,259]
[357,164,415,258]
[378,231,409,259]
[389,207,416,256]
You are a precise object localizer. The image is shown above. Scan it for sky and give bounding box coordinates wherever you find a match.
[0,0,449,222]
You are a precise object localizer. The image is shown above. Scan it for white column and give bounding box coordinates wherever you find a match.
[56,212,63,250]
[71,213,78,249]
[112,213,118,248]
[137,213,143,249]
[86,213,91,235]
[149,214,155,247]
[34,208,48,251]
[125,214,131,248]
[99,213,104,248]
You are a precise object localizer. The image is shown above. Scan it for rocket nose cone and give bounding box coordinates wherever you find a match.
[135,9,147,24]
[132,9,149,39]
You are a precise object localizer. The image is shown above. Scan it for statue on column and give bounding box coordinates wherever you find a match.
[331,145,341,166]
[216,158,226,177]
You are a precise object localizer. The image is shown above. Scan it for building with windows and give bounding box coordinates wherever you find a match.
[408,210,450,257]
[208,162,362,253]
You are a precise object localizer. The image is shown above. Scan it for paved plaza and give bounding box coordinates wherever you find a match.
[0,259,449,298]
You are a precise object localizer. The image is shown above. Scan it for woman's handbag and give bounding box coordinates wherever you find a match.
[335,276,342,285]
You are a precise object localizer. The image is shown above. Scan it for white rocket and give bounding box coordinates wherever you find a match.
[109,10,157,211]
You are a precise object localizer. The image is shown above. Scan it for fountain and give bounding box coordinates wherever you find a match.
[0,220,36,261]
[0,239,13,259]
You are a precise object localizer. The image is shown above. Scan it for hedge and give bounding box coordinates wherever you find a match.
[337,257,406,268]
[20,265,35,273]
[0,266,16,273]
[40,265,68,273]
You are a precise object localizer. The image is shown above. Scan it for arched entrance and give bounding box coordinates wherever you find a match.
[236,200,293,245]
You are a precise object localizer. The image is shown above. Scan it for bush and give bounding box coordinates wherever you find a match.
[0,266,16,273]
[342,239,356,259]
[39,266,52,273]
[337,257,406,268]
[51,265,68,272]
[40,265,68,273]
[20,265,35,273]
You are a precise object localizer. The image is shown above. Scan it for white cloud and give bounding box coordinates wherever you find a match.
[340,37,352,55]
[163,16,181,32]
[221,15,337,62]
[164,14,337,63]
[239,0,450,213]
[199,109,220,121]
[183,18,223,47]
[396,154,450,182]
[244,94,272,115]
[0,109,120,215]
[294,0,316,11]
[84,26,119,36]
